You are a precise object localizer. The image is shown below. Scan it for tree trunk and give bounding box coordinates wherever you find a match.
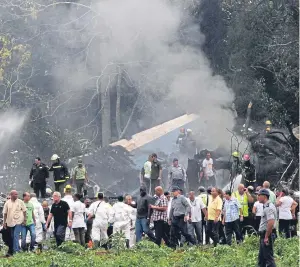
[119,94,140,139]
[101,77,111,146]
[116,66,122,138]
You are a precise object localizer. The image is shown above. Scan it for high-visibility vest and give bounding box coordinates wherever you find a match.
[74,166,86,180]
[234,192,248,217]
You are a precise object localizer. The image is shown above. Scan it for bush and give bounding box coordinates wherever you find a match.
[0,237,298,267]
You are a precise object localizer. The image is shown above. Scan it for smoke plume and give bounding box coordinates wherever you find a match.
[43,0,235,148]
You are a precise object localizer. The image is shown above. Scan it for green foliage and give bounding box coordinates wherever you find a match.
[0,237,298,267]
[200,0,299,126]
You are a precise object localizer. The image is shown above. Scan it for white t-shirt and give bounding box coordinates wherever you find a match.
[278,196,294,220]
[143,161,152,179]
[202,158,214,177]
[62,195,75,209]
[71,200,86,228]
[253,201,264,217]
[187,198,206,222]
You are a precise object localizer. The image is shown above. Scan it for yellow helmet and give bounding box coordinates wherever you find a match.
[232,151,240,158]
[265,120,272,125]
[64,184,72,193]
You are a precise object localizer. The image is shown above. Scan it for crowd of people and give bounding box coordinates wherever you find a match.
[0,150,298,267]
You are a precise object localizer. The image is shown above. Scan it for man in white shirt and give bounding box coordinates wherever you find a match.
[140,155,153,189]
[71,193,86,246]
[125,195,137,248]
[276,188,298,238]
[201,152,216,187]
[62,185,75,241]
[187,191,207,244]
[88,193,110,248]
[109,196,132,248]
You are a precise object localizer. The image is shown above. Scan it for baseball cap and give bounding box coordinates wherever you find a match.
[172,186,181,192]
[258,189,270,196]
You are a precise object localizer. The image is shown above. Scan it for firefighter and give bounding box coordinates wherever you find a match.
[49,154,70,195]
[241,154,256,188]
[29,157,49,199]
[265,120,272,133]
[231,151,242,179]
[176,128,186,144]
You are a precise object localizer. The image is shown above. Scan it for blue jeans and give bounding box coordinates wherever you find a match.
[13,224,23,253]
[135,218,150,243]
[21,224,36,251]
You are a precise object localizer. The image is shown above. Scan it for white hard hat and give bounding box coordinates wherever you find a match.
[46,188,52,194]
[186,129,192,132]
[51,154,60,161]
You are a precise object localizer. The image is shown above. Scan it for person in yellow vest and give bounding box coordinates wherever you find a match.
[233,184,254,240]
[73,159,88,196]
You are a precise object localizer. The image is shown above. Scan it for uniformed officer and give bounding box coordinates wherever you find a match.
[29,157,49,198]
[168,186,196,248]
[257,189,276,267]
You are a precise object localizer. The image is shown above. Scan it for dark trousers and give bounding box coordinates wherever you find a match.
[33,183,46,198]
[278,219,291,238]
[254,216,261,234]
[290,219,298,237]
[240,216,251,239]
[225,219,242,245]
[73,228,85,246]
[153,220,170,246]
[54,182,65,195]
[6,227,14,255]
[54,225,66,247]
[258,234,276,267]
[219,222,226,244]
[207,220,220,247]
[76,180,85,195]
[85,220,93,243]
[144,179,160,196]
[170,215,196,248]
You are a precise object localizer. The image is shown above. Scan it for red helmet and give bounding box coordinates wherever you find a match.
[180,128,185,133]
[243,154,250,161]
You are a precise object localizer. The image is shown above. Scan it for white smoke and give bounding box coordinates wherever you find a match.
[51,0,235,148]
[0,110,27,163]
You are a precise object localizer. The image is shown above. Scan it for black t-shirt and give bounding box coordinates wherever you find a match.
[50,200,70,227]
[151,160,162,180]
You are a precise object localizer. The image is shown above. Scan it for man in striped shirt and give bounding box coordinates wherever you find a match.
[222,190,242,245]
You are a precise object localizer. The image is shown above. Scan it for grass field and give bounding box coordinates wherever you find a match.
[0,236,298,267]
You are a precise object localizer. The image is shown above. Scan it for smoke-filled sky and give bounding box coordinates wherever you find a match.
[1,0,236,155]
[50,0,236,148]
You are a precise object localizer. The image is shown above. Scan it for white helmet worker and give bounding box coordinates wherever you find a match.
[186,129,192,133]
[51,154,60,161]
